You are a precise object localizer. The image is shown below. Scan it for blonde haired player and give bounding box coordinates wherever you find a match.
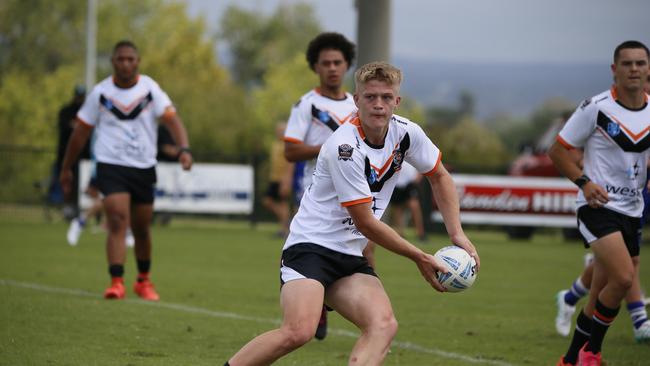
[224,62,479,366]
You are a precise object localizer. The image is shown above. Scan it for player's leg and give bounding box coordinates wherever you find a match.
[127,164,158,300]
[66,183,101,245]
[391,204,406,237]
[326,273,398,365]
[580,232,634,362]
[227,279,324,366]
[560,255,605,365]
[625,256,650,343]
[407,196,426,241]
[102,192,131,299]
[277,197,290,237]
[555,262,593,336]
[263,182,289,237]
[131,202,158,300]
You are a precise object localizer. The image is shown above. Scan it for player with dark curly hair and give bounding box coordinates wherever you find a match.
[283,32,358,340]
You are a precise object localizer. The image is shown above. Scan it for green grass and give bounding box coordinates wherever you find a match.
[1,216,649,365]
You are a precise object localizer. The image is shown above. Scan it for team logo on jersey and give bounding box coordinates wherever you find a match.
[318,110,331,122]
[312,105,339,132]
[368,168,378,184]
[606,122,621,137]
[392,150,404,171]
[338,144,354,161]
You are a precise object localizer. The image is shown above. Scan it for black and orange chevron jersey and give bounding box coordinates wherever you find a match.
[77,75,174,169]
[284,88,357,189]
[284,115,441,257]
[558,88,650,217]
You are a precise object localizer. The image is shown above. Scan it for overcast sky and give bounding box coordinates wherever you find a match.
[185,0,649,65]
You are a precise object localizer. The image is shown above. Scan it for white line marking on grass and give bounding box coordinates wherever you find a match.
[1,279,515,366]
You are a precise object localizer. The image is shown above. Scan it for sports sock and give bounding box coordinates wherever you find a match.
[109,264,124,278]
[563,310,592,364]
[137,259,151,279]
[627,301,648,329]
[564,277,588,306]
[585,299,619,354]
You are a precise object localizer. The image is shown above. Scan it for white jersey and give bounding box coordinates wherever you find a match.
[284,115,441,256]
[284,88,357,189]
[395,161,418,188]
[77,75,175,169]
[558,88,650,217]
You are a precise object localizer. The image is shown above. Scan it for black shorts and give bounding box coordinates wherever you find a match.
[88,176,99,189]
[265,182,282,201]
[391,183,418,205]
[280,243,377,289]
[96,162,157,204]
[577,206,641,257]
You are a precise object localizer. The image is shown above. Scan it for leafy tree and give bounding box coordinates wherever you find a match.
[251,52,317,149]
[488,97,574,155]
[437,117,510,173]
[220,3,322,87]
[0,0,86,78]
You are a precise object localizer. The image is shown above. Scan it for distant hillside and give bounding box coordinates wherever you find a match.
[393,57,612,119]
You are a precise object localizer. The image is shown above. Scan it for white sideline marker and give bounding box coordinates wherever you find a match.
[1,279,516,366]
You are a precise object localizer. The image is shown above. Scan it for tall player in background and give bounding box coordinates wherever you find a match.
[283,32,357,340]
[60,40,192,301]
[550,40,650,366]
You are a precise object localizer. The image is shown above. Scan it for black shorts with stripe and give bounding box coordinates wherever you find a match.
[280,243,377,289]
[96,162,157,204]
[577,205,641,257]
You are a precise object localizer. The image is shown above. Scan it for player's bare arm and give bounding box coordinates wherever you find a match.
[283,141,322,162]
[160,110,192,171]
[59,119,94,196]
[426,163,480,269]
[346,202,448,292]
[548,141,608,208]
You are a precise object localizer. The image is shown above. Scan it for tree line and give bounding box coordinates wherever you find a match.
[0,0,573,203]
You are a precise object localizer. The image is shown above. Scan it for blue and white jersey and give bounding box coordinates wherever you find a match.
[558,88,650,217]
[284,88,357,190]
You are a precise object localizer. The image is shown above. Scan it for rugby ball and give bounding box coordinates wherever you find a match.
[433,246,477,292]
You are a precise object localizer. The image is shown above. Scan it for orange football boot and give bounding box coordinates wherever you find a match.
[133,277,160,301]
[104,278,125,299]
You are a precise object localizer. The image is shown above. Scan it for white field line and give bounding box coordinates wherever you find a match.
[1,279,516,366]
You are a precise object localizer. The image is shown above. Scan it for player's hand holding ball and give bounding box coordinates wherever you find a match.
[433,246,478,293]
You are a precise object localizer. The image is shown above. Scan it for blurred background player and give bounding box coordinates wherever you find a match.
[263,121,294,238]
[60,40,192,301]
[283,32,357,340]
[152,123,182,226]
[389,161,426,241]
[549,40,650,365]
[51,85,91,219]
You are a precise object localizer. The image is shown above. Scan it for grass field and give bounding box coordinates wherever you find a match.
[1,213,649,365]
